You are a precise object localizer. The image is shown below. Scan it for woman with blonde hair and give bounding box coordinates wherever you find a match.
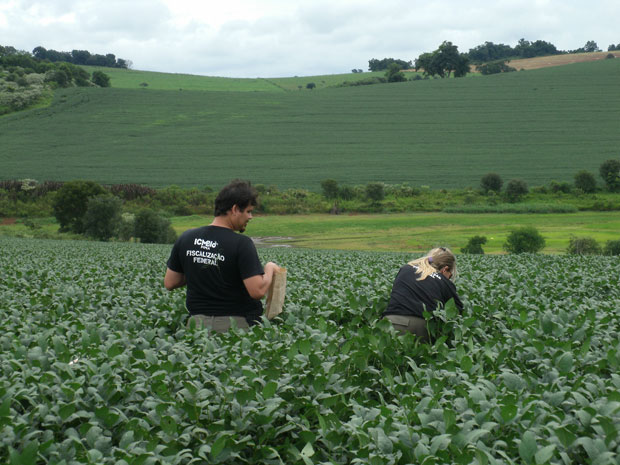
[382,247,463,341]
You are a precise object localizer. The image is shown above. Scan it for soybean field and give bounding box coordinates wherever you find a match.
[2,59,620,190]
[1,236,619,464]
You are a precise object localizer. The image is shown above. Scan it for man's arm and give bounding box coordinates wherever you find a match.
[243,262,279,299]
[164,268,186,290]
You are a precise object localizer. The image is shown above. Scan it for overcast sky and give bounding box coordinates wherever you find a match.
[2,0,619,78]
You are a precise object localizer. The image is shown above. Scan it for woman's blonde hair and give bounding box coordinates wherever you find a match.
[407,247,457,281]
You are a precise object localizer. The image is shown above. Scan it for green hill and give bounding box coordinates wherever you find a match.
[1,59,619,190]
[81,66,390,92]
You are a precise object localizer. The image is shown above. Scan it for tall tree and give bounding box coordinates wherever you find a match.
[415,41,470,78]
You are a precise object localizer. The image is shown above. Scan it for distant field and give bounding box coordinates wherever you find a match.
[82,66,389,92]
[2,59,620,190]
[507,50,620,70]
[81,66,282,92]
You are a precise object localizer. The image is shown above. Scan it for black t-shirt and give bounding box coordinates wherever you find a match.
[383,264,463,318]
[167,226,264,322]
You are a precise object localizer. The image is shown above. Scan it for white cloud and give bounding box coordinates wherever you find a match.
[2,0,620,77]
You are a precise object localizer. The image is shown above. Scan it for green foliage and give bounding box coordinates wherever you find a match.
[3,60,620,189]
[134,209,176,243]
[603,239,620,255]
[480,172,503,193]
[599,159,620,192]
[320,179,339,199]
[52,180,106,233]
[415,41,470,78]
[117,212,135,241]
[478,60,517,75]
[549,180,572,194]
[365,182,385,203]
[385,63,407,83]
[83,195,123,241]
[461,235,487,254]
[368,58,412,71]
[566,236,601,255]
[2,237,620,464]
[91,70,111,87]
[504,226,546,253]
[505,178,529,202]
[337,76,386,87]
[574,170,597,193]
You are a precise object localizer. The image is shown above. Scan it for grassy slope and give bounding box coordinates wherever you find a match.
[173,211,620,254]
[3,211,618,253]
[1,59,619,190]
[82,66,391,92]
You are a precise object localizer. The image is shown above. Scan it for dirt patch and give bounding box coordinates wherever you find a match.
[0,218,16,226]
[500,51,620,71]
[252,236,295,248]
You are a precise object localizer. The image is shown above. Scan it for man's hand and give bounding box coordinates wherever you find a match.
[243,262,279,299]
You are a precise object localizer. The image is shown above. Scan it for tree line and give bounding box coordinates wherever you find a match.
[3,44,130,69]
[367,38,618,76]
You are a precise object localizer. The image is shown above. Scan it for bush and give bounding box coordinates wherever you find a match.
[503,226,545,254]
[92,71,111,87]
[321,179,339,199]
[566,236,601,255]
[365,182,385,203]
[83,195,123,241]
[53,180,106,233]
[504,179,528,203]
[461,236,487,254]
[549,180,572,194]
[118,213,135,241]
[599,159,620,192]
[480,173,503,193]
[339,185,356,200]
[134,209,177,244]
[603,240,620,255]
[574,170,597,193]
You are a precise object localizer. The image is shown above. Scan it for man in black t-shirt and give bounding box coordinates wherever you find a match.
[165,180,279,332]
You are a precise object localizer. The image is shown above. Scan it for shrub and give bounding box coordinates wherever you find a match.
[480,173,503,193]
[338,185,356,200]
[92,71,111,87]
[549,180,572,194]
[53,180,106,233]
[504,226,545,254]
[118,213,135,241]
[134,209,177,244]
[599,159,620,192]
[574,170,596,193]
[566,236,601,255]
[461,236,487,254]
[603,240,620,256]
[321,179,339,199]
[365,182,385,203]
[504,179,528,203]
[83,195,123,241]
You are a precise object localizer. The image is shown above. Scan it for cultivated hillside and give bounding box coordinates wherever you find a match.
[2,59,619,190]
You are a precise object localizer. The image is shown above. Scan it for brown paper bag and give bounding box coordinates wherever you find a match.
[265,267,287,319]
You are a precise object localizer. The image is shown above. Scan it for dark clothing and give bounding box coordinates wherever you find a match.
[167,226,264,323]
[383,265,463,319]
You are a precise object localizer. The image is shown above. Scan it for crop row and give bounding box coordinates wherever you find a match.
[0,237,619,464]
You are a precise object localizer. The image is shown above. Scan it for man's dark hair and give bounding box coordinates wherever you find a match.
[214,180,258,216]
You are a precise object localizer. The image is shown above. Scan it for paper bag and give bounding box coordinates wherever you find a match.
[265,267,287,319]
